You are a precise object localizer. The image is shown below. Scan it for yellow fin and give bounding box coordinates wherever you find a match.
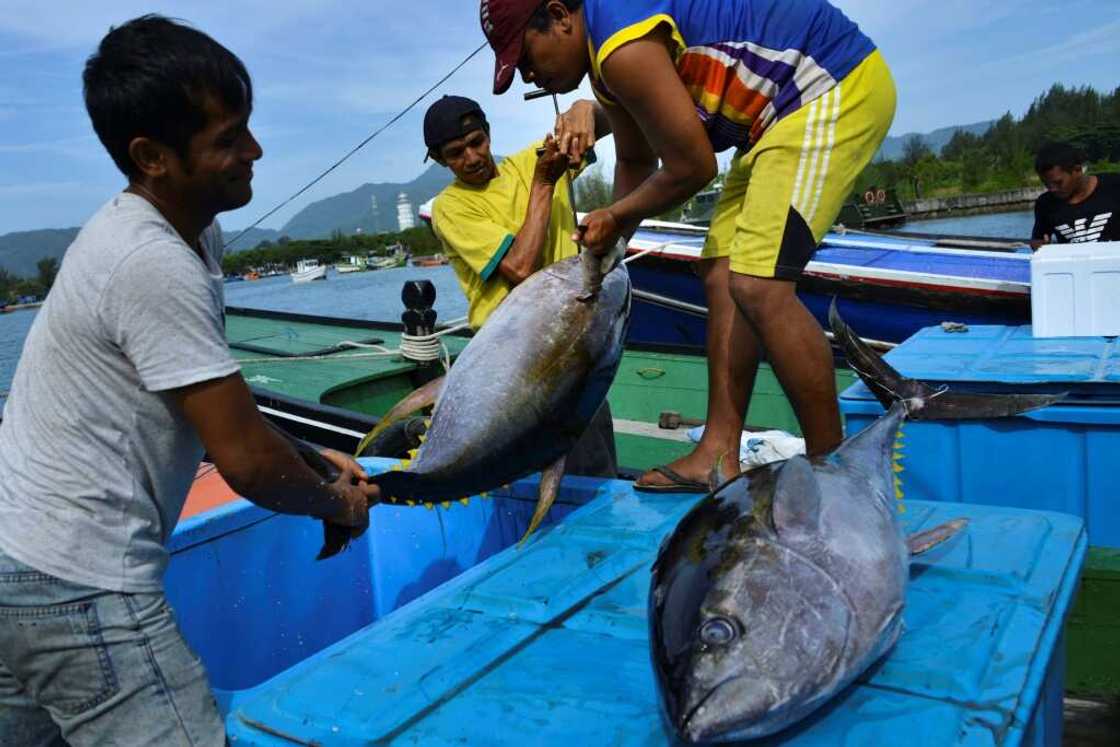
[406,499,416,507]
[423,502,434,510]
[892,462,904,473]
[458,498,470,506]
[407,448,418,459]
[441,501,451,509]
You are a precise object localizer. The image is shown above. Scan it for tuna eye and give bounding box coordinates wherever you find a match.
[699,617,737,645]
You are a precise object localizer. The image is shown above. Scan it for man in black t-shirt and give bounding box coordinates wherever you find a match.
[1031,141,1120,249]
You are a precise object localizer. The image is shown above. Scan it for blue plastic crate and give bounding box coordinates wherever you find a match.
[224,475,1086,746]
[839,325,1120,547]
[164,458,604,714]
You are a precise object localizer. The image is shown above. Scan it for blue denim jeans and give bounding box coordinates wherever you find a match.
[0,548,225,746]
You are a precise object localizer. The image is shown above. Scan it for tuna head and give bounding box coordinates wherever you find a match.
[649,459,853,743]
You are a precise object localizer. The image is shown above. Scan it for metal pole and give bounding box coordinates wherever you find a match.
[550,93,583,235]
[525,88,584,244]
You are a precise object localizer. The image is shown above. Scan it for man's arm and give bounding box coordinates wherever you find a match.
[171,373,375,529]
[577,29,717,253]
[1030,197,1052,250]
[496,136,571,285]
[604,101,659,238]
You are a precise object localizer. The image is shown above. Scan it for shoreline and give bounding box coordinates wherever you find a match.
[904,187,1041,221]
[1,302,42,314]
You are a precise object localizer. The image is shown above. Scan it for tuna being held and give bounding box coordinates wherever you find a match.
[313,246,630,558]
[648,303,1062,743]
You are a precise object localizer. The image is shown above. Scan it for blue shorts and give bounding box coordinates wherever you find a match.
[0,548,225,745]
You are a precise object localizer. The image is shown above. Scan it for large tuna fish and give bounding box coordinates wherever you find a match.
[649,304,1061,742]
[316,247,630,557]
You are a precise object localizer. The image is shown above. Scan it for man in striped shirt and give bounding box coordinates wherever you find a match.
[482,0,895,490]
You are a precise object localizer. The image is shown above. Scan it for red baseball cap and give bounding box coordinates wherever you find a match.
[480,0,541,95]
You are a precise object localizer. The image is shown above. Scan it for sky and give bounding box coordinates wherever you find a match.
[0,1,1117,235]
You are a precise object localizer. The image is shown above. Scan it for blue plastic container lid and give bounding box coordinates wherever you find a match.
[853,325,1120,387]
[226,478,1087,746]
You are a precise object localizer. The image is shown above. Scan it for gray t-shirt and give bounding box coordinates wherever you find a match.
[0,193,239,593]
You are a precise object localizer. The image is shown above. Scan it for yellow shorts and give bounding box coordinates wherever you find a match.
[702,50,897,278]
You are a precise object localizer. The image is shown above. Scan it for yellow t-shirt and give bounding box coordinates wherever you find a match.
[431,142,580,329]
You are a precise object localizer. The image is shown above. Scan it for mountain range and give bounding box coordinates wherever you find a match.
[876,119,994,161]
[2,120,995,277]
[0,164,457,277]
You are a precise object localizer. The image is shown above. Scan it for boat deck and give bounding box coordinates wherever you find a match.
[228,308,469,412]
[219,307,853,483]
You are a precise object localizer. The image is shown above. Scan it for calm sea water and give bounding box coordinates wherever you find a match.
[0,266,468,411]
[902,210,1033,239]
[0,211,1035,409]
[224,265,468,322]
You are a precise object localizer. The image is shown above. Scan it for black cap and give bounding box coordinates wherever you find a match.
[423,95,488,160]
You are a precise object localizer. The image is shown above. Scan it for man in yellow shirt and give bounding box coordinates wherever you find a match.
[425,94,617,478]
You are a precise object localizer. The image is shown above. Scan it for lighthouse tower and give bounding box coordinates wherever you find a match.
[396,192,415,231]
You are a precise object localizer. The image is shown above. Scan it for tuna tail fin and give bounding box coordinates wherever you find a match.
[828,299,1064,420]
[284,436,357,561]
[316,468,422,560]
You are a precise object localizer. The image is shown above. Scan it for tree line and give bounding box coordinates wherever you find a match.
[219,226,442,275]
[855,84,1120,201]
[0,258,57,305]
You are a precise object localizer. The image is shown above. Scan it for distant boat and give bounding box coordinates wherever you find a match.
[291,258,327,283]
[368,244,409,270]
[410,253,449,268]
[334,256,367,274]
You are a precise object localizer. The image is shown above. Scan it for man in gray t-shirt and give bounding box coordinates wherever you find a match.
[0,17,378,745]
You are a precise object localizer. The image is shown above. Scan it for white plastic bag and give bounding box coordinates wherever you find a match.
[687,426,806,468]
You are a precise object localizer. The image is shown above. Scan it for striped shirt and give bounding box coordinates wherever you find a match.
[584,0,876,152]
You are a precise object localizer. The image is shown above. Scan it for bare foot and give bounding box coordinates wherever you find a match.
[635,447,739,491]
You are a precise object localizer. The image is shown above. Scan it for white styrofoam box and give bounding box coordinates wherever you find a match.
[1030,241,1120,337]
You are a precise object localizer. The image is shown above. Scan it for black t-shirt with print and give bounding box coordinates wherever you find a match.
[1033,173,1120,244]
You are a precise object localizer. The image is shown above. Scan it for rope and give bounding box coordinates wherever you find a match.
[235,351,402,364]
[234,319,471,370]
[225,42,489,249]
[400,333,444,364]
[622,241,675,265]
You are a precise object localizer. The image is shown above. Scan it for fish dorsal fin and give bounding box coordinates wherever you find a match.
[908,518,969,555]
[772,456,823,534]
